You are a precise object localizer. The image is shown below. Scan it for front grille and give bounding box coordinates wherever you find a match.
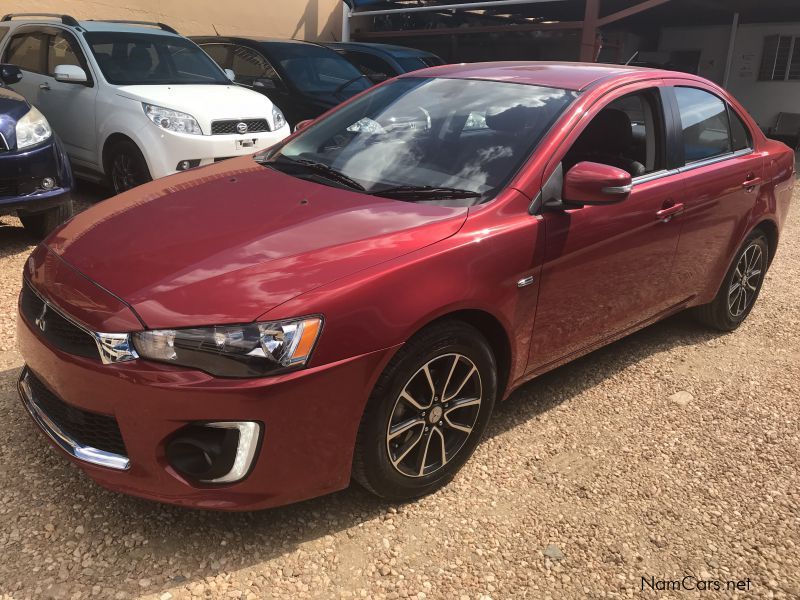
[20,282,100,360]
[211,119,270,135]
[0,179,17,197]
[26,370,127,456]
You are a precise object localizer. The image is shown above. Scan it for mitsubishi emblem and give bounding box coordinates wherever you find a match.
[35,303,47,332]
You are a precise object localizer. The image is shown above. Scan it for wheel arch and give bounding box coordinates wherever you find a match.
[411,308,513,401]
[753,218,779,268]
[101,132,138,176]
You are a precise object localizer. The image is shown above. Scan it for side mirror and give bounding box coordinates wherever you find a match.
[0,64,23,85]
[294,119,314,132]
[54,64,88,83]
[224,68,236,81]
[562,161,632,206]
[253,78,276,89]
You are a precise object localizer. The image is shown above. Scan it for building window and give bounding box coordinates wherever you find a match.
[759,35,800,81]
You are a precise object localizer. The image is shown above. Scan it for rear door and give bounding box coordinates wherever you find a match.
[662,82,765,304]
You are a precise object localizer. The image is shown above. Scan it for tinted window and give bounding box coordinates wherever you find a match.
[342,51,395,83]
[47,32,82,76]
[265,42,370,95]
[84,32,228,85]
[201,43,230,68]
[267,78,576,201]
[231,45,280,85]
[5,33,46,73]
[675,87,731,163]
[0,26,9,45]
[395,56,429,73]
[730,108,752,151]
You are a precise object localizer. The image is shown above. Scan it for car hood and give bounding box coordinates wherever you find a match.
[116,84,278,132]
[0,85,29,148]
[45,157,468,329]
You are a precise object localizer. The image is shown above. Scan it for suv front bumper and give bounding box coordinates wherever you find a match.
[0,136,73,214]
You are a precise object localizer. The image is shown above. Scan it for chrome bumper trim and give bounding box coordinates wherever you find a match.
[17,370,130,471]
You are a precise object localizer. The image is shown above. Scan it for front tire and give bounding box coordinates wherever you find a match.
[18,198,74,239]
[693,230,769,331]
[352,321,497,501]
[108,140,152,194]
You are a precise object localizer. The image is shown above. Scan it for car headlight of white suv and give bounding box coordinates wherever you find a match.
[272,106,286,131]
[16,106,52,150]
[143,103,203,135]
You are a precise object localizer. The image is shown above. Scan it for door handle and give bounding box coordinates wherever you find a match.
[742,174,762,192]
[39,82,50,90]
[655,203,685,222]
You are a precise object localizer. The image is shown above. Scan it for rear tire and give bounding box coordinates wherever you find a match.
[107,140,152,194]
[693,230,769,331]
[352,321,497,501]
[18,198,74,239]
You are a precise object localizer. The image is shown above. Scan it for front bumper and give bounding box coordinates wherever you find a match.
[0,136,73,213]
[140,124,292,180]
[17,308,398,511]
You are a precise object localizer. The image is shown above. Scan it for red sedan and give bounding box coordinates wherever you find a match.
[17,62,794,510]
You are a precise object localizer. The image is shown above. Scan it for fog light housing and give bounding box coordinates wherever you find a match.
[166,421,261,484]
[41,177,56,190]
[176,159,201,171]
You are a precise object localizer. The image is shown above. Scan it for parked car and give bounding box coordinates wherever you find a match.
[192,37,372,128]
[0,14,291,193]
[0,63,73,237]
[17,63,793,510]
[324,42,445,83]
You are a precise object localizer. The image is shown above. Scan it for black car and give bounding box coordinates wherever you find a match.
[192,37,372,127]
[0,64,73,238]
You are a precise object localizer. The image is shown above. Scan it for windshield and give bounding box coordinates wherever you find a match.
[84,32,229,85]
[265,77,576,201]
[265,42,371,96]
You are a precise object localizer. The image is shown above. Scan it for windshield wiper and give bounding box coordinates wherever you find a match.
[334,74,369,95]
[258,155,366,192]
[371,185,482,200]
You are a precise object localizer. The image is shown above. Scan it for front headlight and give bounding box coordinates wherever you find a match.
[16,106,52,150]
[272,105,286,131]
[143,103,203,135]
[132,317,322,378]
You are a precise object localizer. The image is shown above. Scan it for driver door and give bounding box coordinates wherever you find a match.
[527,84,687,373]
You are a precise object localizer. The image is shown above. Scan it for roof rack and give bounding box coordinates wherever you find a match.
[1,13,80,27]
[87,20,179,34]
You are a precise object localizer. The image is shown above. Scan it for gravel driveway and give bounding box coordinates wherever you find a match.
[0,185,797,600]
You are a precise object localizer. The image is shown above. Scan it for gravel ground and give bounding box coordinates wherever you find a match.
[0,185,797,600]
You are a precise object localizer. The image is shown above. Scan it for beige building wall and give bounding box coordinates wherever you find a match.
[1,0,344,41]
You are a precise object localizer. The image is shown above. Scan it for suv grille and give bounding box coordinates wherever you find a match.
[26,370,127,456]
[20,282,100,360]
[211,119,270,135]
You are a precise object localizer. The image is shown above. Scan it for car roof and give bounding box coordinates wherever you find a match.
[326,42,438,58]
[191,36,323,47]
[404,61,686,91]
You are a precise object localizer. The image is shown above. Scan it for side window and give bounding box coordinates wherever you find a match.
[230,45,279,85]
[343,51,395,83]
[201,43,230,69]
[562,89,664,177]
[674,87,732,163]
[4,32,47,73]
[729,107,753,151]
[47,32,82,75]
[0,26,9,45]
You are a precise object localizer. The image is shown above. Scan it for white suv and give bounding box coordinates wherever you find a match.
[0,14,291,192]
